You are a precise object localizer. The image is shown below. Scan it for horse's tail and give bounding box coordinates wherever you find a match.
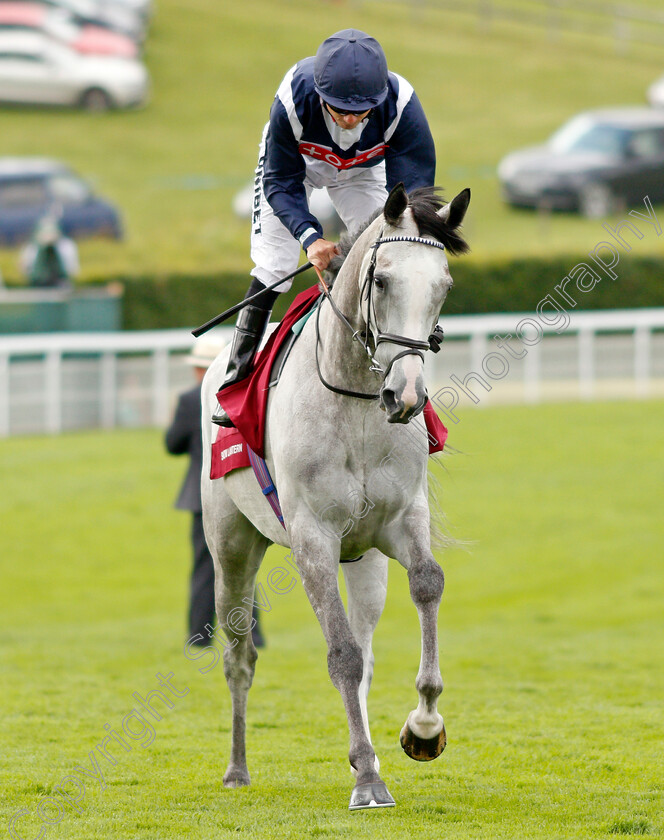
[427,450,467,554]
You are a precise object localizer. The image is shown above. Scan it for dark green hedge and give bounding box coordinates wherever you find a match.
[119,273,247,331]
[117,255,664,330]
[119,272,304,331]
[446,255,664,317]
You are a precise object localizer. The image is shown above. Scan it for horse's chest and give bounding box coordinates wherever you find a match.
[288,443,420,532]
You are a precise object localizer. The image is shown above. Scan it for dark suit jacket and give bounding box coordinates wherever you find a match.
[165,384,203,512]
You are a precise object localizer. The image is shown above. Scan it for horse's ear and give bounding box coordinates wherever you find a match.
[437,188,471,229]
[384,182,409,225]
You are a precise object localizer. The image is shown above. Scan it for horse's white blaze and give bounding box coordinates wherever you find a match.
[399,353,423,409]
[387,268,432,411]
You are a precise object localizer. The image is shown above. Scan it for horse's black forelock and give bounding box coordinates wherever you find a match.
[408,186,470,257]
[322,186,469,288]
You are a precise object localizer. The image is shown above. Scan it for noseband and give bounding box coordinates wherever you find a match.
[315,232,447,400]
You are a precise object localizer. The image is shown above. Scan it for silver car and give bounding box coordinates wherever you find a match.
[497,107,664,217]
[0,31,148,110]
[648,74,664,109]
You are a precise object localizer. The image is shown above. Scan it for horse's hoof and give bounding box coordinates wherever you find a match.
[349,781,395,810]
[223,766,251,788]
[400,721,447,761]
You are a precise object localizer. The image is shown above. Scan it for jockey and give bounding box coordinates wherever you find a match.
[213,28,436,426]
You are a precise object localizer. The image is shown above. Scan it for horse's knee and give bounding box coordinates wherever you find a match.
[327,640,363,690]
[408,559,444,605]
[223,640,257,687]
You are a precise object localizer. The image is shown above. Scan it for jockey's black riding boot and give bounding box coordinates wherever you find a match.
[212,280,279,427]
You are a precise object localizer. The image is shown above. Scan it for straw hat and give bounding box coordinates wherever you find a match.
[185,336,226,369]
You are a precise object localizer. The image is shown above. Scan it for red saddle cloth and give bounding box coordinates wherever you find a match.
[215,284,448,461]
[210,427,251,479]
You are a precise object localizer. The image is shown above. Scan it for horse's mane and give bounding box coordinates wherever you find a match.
[325,186,469,287]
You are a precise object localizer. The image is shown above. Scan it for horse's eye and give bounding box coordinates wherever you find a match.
[374,273,387,290]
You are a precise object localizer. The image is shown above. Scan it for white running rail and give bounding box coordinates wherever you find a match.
[0,308,663,437]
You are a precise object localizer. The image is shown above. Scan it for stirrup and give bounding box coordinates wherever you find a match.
[212,406,234,427]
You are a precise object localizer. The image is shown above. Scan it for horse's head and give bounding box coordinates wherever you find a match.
[359,183,470,424]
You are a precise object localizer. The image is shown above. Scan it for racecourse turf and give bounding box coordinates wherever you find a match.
[1,400,662,839]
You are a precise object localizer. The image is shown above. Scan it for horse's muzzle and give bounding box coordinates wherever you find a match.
[380,382,427,424]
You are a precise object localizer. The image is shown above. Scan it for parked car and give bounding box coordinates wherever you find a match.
[0,157,122,245]
[497,107,664,217]
[647,74,664,108]
[0,31,148,109]
[0,3,138,57]
[24,0,146,43]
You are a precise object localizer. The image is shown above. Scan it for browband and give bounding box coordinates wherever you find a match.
[370,236,446,252]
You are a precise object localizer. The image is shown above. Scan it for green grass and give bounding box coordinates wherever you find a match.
[0,0,663,283]
[1,400,663,838]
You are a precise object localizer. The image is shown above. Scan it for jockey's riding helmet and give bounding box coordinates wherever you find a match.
[313,29,388,112]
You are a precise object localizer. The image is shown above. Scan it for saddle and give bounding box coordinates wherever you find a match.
[267,299,321,389]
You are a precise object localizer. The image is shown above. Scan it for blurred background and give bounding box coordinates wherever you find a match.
[0,0,663,278]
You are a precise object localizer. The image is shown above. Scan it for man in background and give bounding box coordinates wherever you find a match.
[20,214,79,288]
[166,337,265,648]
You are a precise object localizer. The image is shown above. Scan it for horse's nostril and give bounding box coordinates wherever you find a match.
[380,388,399,414]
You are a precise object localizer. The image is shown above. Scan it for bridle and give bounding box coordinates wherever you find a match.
[314,230,447,400]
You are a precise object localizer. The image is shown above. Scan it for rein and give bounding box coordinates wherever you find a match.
[314,232,447,400]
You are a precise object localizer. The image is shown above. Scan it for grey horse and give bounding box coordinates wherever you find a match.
[200,183,470,810]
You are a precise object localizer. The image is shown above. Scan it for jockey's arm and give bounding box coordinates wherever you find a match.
[263,98,325,251]
[384,90,436,191]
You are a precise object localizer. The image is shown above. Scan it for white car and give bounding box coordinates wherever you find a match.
[28,0,146,42]
[0,31,148,109]
[647,75,664,108]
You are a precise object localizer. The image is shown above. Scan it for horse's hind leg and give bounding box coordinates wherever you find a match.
[207,514,269,788]
[341,549,388,763]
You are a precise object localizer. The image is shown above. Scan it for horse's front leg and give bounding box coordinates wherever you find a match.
[389,509,447,762]
[291,527,395,810]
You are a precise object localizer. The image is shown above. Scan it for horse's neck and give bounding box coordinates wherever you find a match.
[318,234,378,397]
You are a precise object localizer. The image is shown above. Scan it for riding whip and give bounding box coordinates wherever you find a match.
[191,262,313,337]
